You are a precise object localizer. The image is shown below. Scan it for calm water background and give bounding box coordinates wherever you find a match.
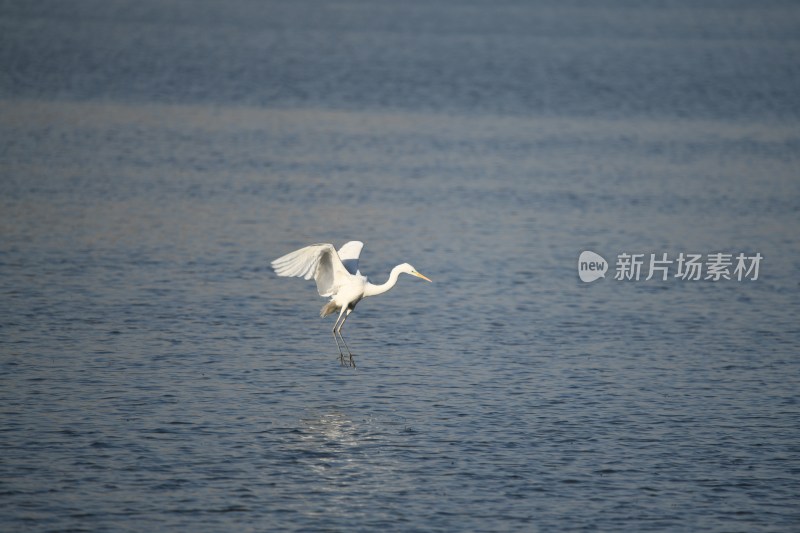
[2,1,800,531]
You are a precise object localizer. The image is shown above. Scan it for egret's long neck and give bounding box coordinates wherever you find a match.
[364,265,404,297]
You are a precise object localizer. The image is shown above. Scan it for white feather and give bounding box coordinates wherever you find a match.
[270,243,353,297]
[337,240,364,275]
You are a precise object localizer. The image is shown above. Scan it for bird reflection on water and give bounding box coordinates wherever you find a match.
[295,411,366,484]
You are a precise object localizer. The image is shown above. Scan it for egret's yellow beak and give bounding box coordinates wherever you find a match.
[412,271,432,282]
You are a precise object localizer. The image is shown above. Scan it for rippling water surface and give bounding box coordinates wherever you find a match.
[1,1,799,531]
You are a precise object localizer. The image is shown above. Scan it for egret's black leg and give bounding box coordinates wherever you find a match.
[332,307,348,362]
[336,310,355,367]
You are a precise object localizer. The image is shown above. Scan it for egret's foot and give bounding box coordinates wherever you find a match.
[337,352,356,368]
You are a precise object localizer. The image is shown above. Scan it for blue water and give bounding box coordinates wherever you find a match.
[1,1,799,531]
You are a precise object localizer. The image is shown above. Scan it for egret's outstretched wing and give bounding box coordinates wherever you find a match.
[337,241,364,275]
[271,243,352,297]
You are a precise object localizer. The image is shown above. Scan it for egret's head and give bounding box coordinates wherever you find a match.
[399,263,432,282]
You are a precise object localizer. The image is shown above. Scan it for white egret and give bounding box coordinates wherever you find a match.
[271,241,432,365]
